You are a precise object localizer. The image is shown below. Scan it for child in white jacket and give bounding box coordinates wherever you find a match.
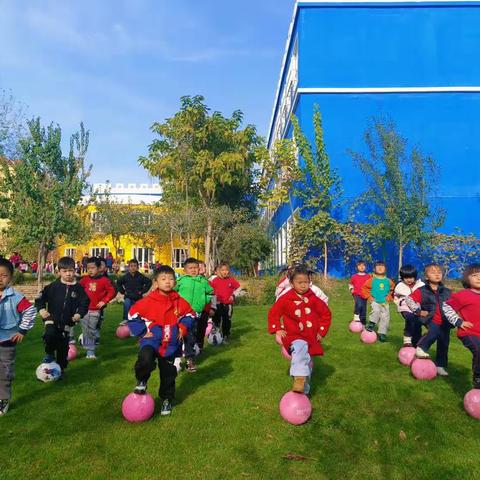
[394,265,424,347]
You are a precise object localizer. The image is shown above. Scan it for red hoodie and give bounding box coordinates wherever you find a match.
[210,276,240,305]
[79,275,116,310]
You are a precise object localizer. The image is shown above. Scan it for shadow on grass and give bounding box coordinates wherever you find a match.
[444,362,471,405]
[309,361,335,397]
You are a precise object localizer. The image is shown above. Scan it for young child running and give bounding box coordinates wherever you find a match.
[175,257,214,372]
[362,261,395,342]
[393,265,424,347]
[128,266,195,415]
[348,260,370,325]
[36,257,89,373]
[276,265,329,304]
[79,257,116,359]
[116,259,152,326]
[268,265,332,394]
[405,263,452,376]
[210,262,241,344]
[0,259,36,415]
[442,264,480,388]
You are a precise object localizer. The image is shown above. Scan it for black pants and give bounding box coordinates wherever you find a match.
[183,316,197,360]
[353,295,367,325]
[195,311,209,349]
[213,303,233,337]
[135,346,177,400]
[417,323,451,368]
[401,311,423,346]
[461,335,480,377]
[43,325,69,369]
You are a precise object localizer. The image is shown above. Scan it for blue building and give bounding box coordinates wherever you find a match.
[266,0,480,274]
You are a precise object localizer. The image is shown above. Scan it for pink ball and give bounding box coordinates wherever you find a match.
[464,389,480,419]
[411,358,437,380]
[116,325,131,339]
[279,391,312,425]
[360,330,377,344]
[275,332,283,346]
[67,344,77,361]
[398,347,416,366]
[349,321,364,333]
[205,322,213,337]
[281,346,292,360]
[122,393,155,423]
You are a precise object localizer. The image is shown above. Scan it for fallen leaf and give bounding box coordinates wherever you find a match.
[282,452,317,461]
[241,473,251,477]
[399,430,407,441]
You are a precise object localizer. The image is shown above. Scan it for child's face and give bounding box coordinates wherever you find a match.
[291,273,310,295]
[198,263,206,276]
[184,263,199,277]
[0,266,12,290]
[59,268,75,283]
[128,262,139,274]
[87,263,99,277]
[468,272,480,290]
[357,263,366,273]
[403,276,416,287]
[155,273,176,293]
[99,261,106,274]
[219,266,230,278]
[425,267,443,284]
[374,265,386,276]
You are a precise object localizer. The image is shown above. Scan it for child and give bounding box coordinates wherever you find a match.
[36,257,89,372]
[393,265,424,346]
[128,266,195,415]
[0,259,36,415]
[268,265,332,394]
[348,260,371,325]
[79,257,116,359]
[175,258,214,372]
[116,259,152,326]
[442,264,480,388]
[405,263,452,376]
[276,265,329,304]
[210,262,241,344]
[362,261,395,342]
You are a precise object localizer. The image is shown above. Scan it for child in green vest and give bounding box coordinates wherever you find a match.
[362,261,395,342]
[175,257,214,372]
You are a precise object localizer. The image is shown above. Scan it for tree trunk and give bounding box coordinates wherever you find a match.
[36,241,47,293]
[170,228,174,268]
[205,218,213,276]
[398,242,404,275]
[323,241,328,279]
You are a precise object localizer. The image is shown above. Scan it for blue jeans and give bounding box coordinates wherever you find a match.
[460,335,480,377]
[401,311,423,346]
[123,297,137,322]
[353,295,367,325]
[417,323,451,368]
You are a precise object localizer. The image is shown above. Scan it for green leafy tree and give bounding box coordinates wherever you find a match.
[0,118,91,290]
[350,119,444,271]
[139,95,260,273]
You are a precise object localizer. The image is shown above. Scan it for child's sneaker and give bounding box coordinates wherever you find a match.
[134,381,147,395]
[292,376,306,393]
[186,359,197,373]
[0,399,9,416]
[173,357,182,372]
[473,376,480,390]
[118,320,127,326]
[366,322,375,332]
[86,352,97,360]
[436,367,449,377]
[403,336,412,347]
[42,355,54,364]
[160,399,172,416]
[415,346,430,359]
[68,338,76,345]
[223,335,229,345]
[378,334,387,343]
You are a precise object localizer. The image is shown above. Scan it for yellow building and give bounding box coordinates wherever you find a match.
[55,183,203,272]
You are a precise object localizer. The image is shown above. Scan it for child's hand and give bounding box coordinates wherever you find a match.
[143,330,153,339]
[317,333,323,342]
[460,321,474,330]
[39,309,50,320]
[177,330,184,340]
[276,329,287,338]
[96,301,105,309]
[10,333,24,343]
[72,314,81,323]
[420,310,429,318]
[229,296,234,303]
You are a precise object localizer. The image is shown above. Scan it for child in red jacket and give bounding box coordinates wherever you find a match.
[268,265,332,394]
[79,257,116,359]
[210,262,241,344]
[442,264,480,389]
[128,266,195,415]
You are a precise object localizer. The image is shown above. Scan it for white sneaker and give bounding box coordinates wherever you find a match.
[86,353,97,360]
[353,314,360,322]
[415,347,430,359]
[437,367,449,376]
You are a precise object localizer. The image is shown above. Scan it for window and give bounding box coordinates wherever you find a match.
[117,248,124,257]
[91,247,109,258]
[65,248,76,258]
[132,247,154,265]
[172,248,188,269]
[90,212,102,232]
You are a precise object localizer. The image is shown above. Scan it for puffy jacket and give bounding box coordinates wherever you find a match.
[175,275,213,313]
[0,287,37,342]
[117,271,152,301]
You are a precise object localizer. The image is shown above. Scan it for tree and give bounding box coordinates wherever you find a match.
[350,118,444,271]
[289,107,343,277]
[0,118,91,290]
[139,95,260,273]
[219,221,272,276]
[0,90,27,159]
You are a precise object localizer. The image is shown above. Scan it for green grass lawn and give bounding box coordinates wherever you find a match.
[1,285,479,480]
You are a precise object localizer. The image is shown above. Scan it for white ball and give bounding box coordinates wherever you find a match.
[173,357,182,373]
[207,330,223,346]
[36,362,62,382]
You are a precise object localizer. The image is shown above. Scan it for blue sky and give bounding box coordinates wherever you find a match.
[0,0,294,183]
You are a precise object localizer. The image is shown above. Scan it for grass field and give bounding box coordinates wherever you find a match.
[1,284,479,480]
